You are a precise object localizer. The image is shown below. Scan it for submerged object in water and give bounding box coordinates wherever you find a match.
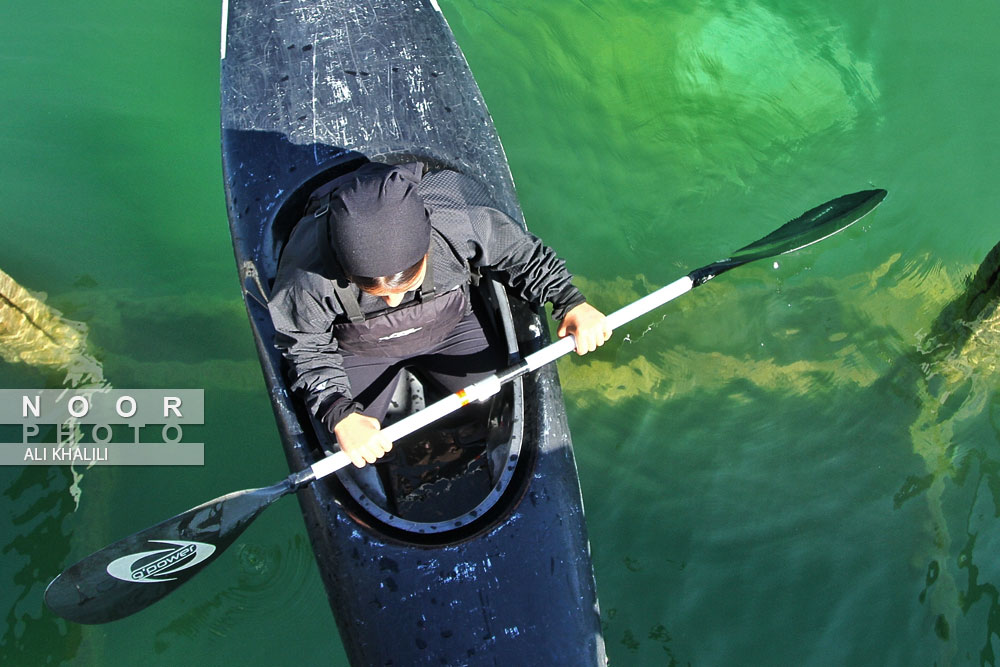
[0,267,104,387]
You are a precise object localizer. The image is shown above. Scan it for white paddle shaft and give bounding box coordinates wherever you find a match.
[523,275,694,370]
[308,375,503,479]
[307,275,694,482]
[606,275,694,330]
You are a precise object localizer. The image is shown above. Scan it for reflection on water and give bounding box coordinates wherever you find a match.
[576,0,880,186]
[668,1,880,188]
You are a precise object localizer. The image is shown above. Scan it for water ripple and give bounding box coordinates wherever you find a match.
[152,534,318,651]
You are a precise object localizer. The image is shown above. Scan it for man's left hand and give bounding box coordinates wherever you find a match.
[558,302,613,355]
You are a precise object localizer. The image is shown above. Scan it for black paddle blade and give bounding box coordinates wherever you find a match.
[44,481,291,624]
[691,189,887,285]
[733,189,887,259]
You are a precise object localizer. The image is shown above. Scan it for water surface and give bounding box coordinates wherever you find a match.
[1,0,998,664]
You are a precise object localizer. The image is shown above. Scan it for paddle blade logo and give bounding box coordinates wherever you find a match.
[106,540,217,584]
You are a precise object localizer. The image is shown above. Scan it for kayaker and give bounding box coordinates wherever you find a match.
[268,161,611,468]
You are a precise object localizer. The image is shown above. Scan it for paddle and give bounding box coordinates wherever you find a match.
[44,188,886,624]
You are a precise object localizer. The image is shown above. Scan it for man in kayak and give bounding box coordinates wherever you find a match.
[269,161,611,468]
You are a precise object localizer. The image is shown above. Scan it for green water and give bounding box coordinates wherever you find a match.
[2,0,998,665]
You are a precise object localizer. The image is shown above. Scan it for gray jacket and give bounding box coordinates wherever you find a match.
[268,168,586,420]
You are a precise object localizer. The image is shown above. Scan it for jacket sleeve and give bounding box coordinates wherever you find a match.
[422,170,587,320]
[267,280,361,424]
[466,205,587,320]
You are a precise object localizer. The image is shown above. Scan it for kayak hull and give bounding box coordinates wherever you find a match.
[221,2,606,664]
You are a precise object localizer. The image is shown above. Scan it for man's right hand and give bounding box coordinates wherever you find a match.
[333,412,393,468]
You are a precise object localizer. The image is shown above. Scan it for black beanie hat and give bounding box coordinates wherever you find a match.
[326,162,430,278]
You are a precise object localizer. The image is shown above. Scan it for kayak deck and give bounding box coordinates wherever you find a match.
[221,1,607,664]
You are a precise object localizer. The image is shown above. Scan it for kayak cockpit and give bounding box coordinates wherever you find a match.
[331,276,527,539]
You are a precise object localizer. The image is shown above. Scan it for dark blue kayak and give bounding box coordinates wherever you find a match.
[220,1,607,664]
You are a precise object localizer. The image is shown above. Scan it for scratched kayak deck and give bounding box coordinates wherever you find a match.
[221,1,606,664]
